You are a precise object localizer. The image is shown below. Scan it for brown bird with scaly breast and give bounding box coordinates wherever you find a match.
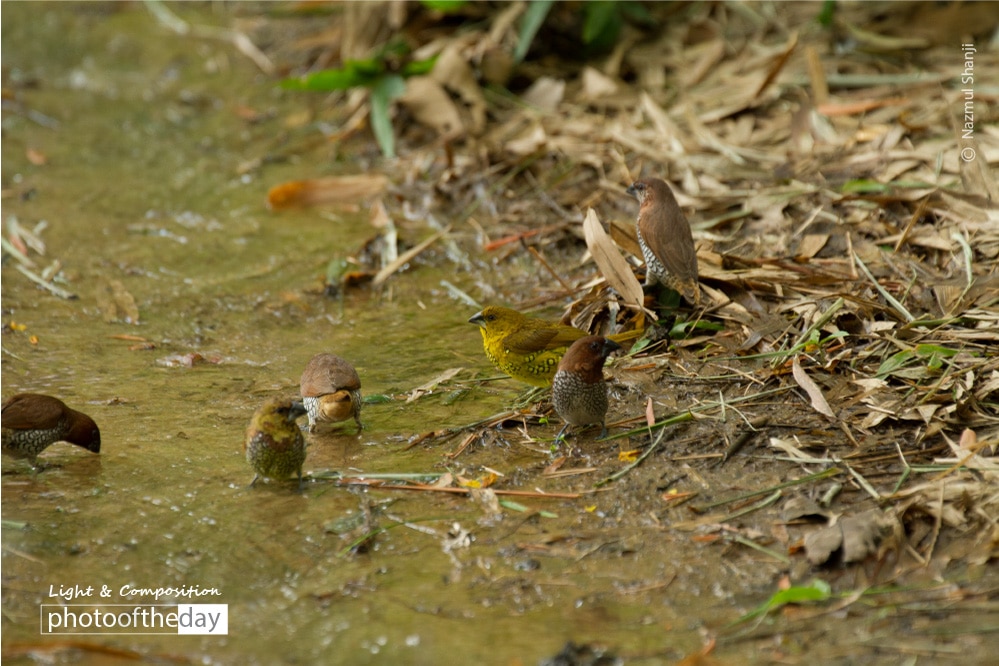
[1,393,101,463]
[552,335,620,439]
[245,397,307,489]
[299,353,362,433]
[626,178,701,306]
[469,306,636,388]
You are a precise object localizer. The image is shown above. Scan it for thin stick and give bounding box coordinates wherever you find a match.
[853,252,915,322]
[693,468,841,512]
[595,427,669,487]
[338,480,580,500]
[525,243,575,294]
[14,264,77,300]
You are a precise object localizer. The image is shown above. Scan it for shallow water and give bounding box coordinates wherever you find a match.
[2,5,711,664]
[4,4,995,666]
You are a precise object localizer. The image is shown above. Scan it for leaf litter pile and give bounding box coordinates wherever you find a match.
[163,1,999,661]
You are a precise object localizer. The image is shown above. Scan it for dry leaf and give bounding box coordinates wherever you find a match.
[792,356,835,419]
[582,208,644,314]
[267,174,389,210]
[398,76,464,139]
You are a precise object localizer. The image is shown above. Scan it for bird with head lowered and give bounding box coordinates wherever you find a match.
[1,393,100,465]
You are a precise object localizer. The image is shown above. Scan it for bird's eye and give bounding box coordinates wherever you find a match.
[486,314,495,321]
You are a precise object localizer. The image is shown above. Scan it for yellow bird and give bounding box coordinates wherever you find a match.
[468,306,635,388]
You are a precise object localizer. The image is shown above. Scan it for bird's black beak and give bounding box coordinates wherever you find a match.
[625,184,637,197]
[288,401,308,421]
[468,311,485,328]
[604,339,622,355]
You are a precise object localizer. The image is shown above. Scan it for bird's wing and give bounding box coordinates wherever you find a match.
[503,326,583,354]
[1,395,64,430]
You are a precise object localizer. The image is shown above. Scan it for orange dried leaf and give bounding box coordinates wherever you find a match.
[618,449,640,462]
[25,147,47,165]
[266,174,389,210]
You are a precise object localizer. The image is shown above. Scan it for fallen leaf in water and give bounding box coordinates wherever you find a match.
[266,174,389,210]
[804,509,900,565]
[25,147,47,165]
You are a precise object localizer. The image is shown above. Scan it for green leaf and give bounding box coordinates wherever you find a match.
[732,579,832,626]
[670,318,724,338]
[281,59,386,92]
[841,179,889,194]
[514,0,555,63]
[914,344,961,358]
[402,55,439,78]
[816,0,837,27]
[764,579,832,608]
[876,349,915,377]
[369,74,407,158]
[421,0,466,12]
[582,1,617,44]
[281,68,361,92]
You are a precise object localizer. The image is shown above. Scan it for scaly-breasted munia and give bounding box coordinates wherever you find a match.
[626,178,700,306]
[1,393,101,462]
[552,335,620,438]
[469,306,634,388]
[245,397,308,489]
[299,353,362,433]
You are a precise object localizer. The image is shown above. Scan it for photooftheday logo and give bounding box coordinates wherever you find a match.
[41,604,228,635]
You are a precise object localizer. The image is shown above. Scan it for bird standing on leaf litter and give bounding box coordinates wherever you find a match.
[245,397,308,490]
[627,178,701,306]
[1,393,101,464]
[299,353,363,433]
[468,306,635,388]
[552,335,620,439]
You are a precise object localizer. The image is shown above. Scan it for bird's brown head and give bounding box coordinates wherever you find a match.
[300,353,361,397]
[468,306,527,338]
[626,178,679,212]
[66,410,101,453]
[557,335,621,383]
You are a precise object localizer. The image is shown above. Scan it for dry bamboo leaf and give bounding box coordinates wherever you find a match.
[398,76,464,139]
[804,509,900,565]
[796,234,829,259]
[505,123,547,155]
[578,66,618,101]
[267,175,389,210]
[431,42,487,133]
[522,77,564,112]
[791,356,836,419]
[582,208,644,314]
